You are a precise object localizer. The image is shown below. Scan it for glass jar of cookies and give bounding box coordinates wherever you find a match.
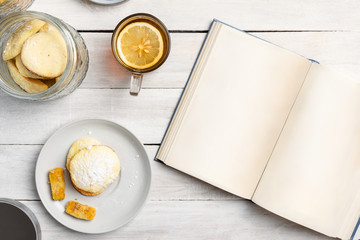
[0,11,89,101]
[0,0,34,18]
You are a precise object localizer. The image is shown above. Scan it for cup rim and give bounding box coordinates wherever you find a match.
[0,198,41,240]
[88,0,129,5]
[111,12,171,74]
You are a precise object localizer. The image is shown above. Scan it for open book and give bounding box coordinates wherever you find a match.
[155,20,360,239]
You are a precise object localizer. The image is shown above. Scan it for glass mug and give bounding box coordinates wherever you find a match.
[111,13,171,95]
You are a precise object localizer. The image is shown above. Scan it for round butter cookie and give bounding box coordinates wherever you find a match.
[69,145,120,196]
[21,31,68,78]
[66,138,101,170]
[15,55,47,80]
[7,60,48,93]
[2,19,46,61]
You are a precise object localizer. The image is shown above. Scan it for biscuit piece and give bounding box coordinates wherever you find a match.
[7,60,48,93]
[69,145,120,196]
[49,168,65,201]
[39,23,51,32]
[39,23,59,35]
[41,78,57,88]
[65,201,96,220]
[15,55,47,80]
[39,23,67,54]
[66,138,101,170]
[21,31,67,78]
[3,19,46,61]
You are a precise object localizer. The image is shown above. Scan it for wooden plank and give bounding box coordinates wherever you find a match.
[23,200,332,239]
[0,145,236,200]
[3,2,355,239]
[1,31,359,144]
[29,0,360,31]
[80,31,360,89]
[0,89,180,145]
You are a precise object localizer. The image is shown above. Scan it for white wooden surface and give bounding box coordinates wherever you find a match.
[1,0,359,239]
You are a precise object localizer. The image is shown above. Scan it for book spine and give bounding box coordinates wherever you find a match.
[350,217,360,240]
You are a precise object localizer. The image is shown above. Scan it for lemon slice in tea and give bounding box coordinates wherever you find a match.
[117,22,164,70]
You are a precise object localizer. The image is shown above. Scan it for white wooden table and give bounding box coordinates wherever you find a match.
[2,0,359,239]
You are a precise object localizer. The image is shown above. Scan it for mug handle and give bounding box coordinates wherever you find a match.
[130,73,143,95]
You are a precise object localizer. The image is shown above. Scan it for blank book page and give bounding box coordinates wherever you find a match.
[253,64,360,239]
[164,22,311,199]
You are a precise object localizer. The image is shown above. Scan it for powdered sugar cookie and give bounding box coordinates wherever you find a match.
[69,145,121,196]
[66,138,101,170]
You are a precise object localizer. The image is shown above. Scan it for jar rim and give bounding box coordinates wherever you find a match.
[0,11,79,101]
[0,0,35,18]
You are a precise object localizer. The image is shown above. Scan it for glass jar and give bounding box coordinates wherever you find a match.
[0,11,89,101]
[0,0,34,18]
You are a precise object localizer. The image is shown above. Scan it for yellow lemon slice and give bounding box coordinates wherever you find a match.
[117,22,164,70]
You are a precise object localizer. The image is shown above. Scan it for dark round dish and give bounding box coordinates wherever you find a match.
[0,198,41,240]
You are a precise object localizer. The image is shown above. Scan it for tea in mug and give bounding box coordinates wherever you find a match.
[112,14,170,73]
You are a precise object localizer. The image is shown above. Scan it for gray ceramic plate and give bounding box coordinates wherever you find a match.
[88,0,128,5]
[35,119,151,233]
